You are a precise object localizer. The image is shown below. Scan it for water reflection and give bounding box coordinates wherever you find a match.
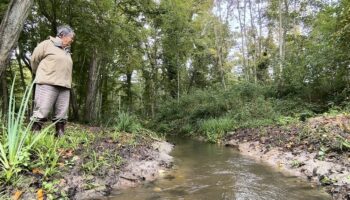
[108,138,331,200]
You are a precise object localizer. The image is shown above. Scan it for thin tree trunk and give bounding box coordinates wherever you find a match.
[151,39,159,118]
[177,56,180,102]
[0,0,33,77]
[18,44,32,79]
[257,0,263,58]
[16,53,26,92]
[70,88,79,121]
[248,0,257,83]
[37,0,58,35]
[101,72,109,119]
[85,49,100,123]
[283,0,289,62]
[237,0,248,81]
[213,24,227,90]
[278,0,284,77]
[0,71,8,117]
[126,67,133,112]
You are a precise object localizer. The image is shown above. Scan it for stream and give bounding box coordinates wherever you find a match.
[108,138,331,200]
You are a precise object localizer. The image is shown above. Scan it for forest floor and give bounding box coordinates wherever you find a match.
[224,114,350,200]
[1,125,173,200]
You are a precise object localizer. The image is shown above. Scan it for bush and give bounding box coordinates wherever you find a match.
[115,112,141,133]
[0,79,50,183]
[151,81,325,142]
[199,117,236,143]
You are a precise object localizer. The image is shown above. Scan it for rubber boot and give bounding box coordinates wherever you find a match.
[31,121,43,132]
[55,122,65,137]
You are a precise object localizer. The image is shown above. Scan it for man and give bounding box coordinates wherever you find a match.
[30,25,75,136]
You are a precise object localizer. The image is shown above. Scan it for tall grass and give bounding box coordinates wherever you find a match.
[31,134,60,177]
[199,117,236,143]
[115,111,141,133]
[0,79,49,182]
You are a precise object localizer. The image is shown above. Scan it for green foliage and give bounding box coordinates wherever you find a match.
[115,112,142,133]
[199,117,235,143]
[2,0,348,128]
[291,160,303,168]
[0,0,9,21]
[276,116,299,126]
[82,151,109,174]
[337,136,350,151]
[0,79,50,183]
[152,78,342,142]
[317,145,330,160]
[31,135,60,177]
[58,128,91,150]
[153,82,289,141]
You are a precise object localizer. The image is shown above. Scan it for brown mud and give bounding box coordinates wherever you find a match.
[224,114,350,200]
[2,126,173,200]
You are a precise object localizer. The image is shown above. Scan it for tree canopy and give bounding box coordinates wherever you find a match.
[0,0,350,124]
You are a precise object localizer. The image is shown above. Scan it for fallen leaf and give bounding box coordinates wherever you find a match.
[32,168,43,175]
[12,190,23,200]
[58,148,75,159]
[58,162,65,168]
[37,189,44,200]
[64,149,74,158]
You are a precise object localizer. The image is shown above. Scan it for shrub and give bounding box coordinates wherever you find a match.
[199,117,236,143]
[115,112,141,133]
[0,79,50,183]
[151,82,317,141]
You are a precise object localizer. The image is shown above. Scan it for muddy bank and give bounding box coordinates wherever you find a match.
[224,114,350,200]
[2,126,173,200]
[74,141,173,200]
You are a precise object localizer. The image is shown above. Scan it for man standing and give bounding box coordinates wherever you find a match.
[30,25,75,137]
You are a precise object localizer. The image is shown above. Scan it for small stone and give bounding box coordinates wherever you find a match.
[225,139,239,149]
[153,187,162,192]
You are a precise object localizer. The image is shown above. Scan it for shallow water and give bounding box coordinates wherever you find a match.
[108,138,331,200]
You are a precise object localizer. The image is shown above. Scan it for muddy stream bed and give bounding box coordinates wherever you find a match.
[107,138,331,200]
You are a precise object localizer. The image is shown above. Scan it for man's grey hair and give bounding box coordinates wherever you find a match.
[57,25,75,38]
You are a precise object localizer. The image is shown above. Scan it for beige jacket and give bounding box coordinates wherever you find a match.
[31,36,73,88]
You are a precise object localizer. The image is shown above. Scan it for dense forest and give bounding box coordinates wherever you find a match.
[0,0,349,137]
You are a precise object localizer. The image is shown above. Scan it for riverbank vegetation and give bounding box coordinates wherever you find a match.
[0,85,163,198]
[152,82,350,142]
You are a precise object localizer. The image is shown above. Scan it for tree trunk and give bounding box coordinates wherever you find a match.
[37,0,58,35]
[237,0,248,81]
[125,67,133,112]
[84,49,100,123]
[257,0,263,59]
[18,43,32,72]
[70,88,79,121]
[101,72,109,119]
[248,0,257,83]
[0,0,33,77]
[0,71,8,117]
[278,0,284,77]
[142,68,152,117]
[16,53,26,92]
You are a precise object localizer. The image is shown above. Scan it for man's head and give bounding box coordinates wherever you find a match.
[57,25,75,47]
